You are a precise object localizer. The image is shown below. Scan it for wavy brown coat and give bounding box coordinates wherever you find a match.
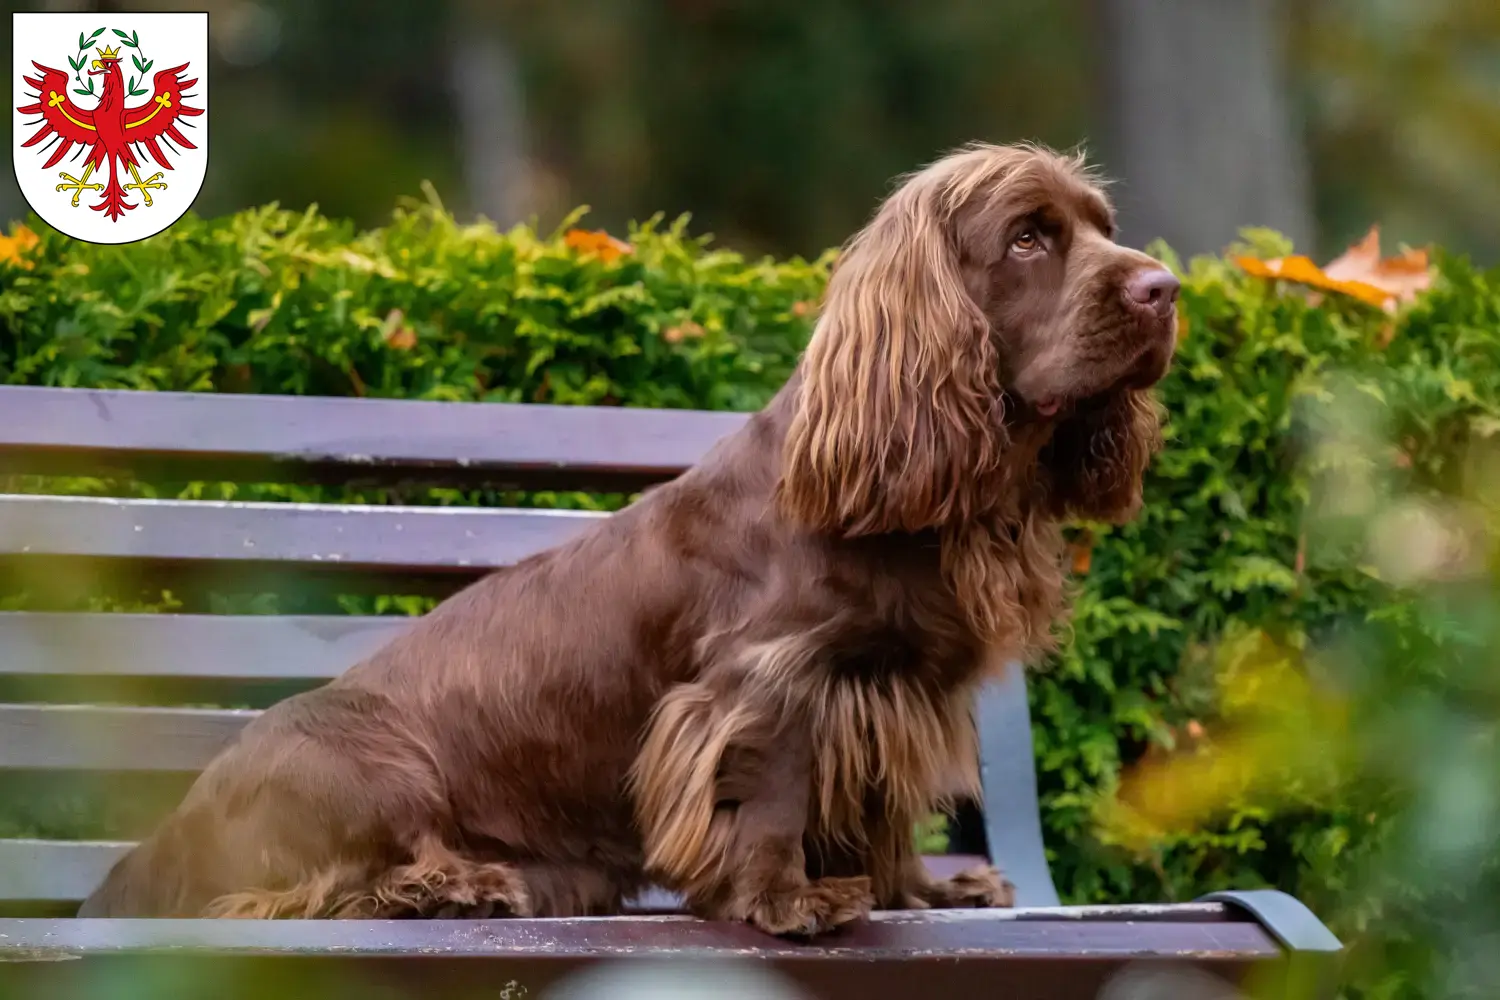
[79,143,1177,935]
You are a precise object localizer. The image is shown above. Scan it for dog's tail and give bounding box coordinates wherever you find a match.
[77,813,210,917]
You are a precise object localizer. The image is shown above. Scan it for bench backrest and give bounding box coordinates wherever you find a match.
[0,384,1059,913]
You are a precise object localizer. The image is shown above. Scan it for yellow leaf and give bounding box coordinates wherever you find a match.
[1098,628,1349,851]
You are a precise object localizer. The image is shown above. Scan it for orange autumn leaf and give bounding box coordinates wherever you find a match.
[10,224,38,253]
[0,224,39,269]
[1323,226,1432,309]
[662,320,705,344]
[1234,225,1433,314]
[1069,530,1094,575]
[564,228,632,263]
[1234,253,1392,309]
[381,308,417,350]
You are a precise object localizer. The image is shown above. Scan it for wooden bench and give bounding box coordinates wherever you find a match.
[0,384,1342,999]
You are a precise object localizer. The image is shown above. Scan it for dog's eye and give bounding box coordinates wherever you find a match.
[1010,230,1041,254]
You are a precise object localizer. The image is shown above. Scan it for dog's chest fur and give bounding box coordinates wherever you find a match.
[762,611,995,853]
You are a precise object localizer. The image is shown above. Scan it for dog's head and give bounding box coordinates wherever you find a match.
[779,142,1173,534]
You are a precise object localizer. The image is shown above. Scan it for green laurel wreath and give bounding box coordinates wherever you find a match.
[65,26,153,100]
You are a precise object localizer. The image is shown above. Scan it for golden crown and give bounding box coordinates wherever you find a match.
[95,45,120,60]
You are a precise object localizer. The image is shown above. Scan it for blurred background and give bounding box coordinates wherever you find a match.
[7,0,1500,263]
[8,4,1500,1000]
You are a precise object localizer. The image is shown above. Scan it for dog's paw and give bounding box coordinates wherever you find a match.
[932,864,1015,909]
[746,875,875,937]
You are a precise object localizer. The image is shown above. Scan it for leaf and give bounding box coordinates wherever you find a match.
[563,228,632,263]
[381,309,416,350]
[0,225,39,270]
[112,28,130,39]
[73,87,92,97]
[1069,529,1094,575]
[1322,226,1433,310]
[128,75,136,92]
[78,32,88,50]
[1235,254,1392,310]
[1234,224,1433,314]
[88,27,106,39]
[662,321,704,344]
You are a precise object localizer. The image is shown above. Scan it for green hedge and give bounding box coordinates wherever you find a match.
[5,203,1500,999]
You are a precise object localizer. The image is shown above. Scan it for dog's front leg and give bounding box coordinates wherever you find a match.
[631,683,874,936]
[853,817,1015,910]
[899,854,1017,910]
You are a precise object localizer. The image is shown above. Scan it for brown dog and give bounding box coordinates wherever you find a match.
[79,142,1177,934]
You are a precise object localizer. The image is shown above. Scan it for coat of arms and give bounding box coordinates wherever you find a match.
[12,12,208,244]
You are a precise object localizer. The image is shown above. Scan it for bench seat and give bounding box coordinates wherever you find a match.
[0,385,1341,998]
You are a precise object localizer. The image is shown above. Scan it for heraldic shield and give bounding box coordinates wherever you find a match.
[12,12,208,245]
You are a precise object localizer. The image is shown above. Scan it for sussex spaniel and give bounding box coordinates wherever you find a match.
[80,142,1177,935]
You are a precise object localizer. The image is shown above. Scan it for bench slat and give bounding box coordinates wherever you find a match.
[0,939,1286,1000]
[0,839,129,902]
[0,839,988,910]
[0,704,252,771]
[0,385,744,490]
[0,613,407,680]
[0,908,1278,958]
[0,494,603,573]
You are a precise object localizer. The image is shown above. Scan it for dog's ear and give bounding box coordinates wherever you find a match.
[777,171,1006,536]
[1044,389,1163,523]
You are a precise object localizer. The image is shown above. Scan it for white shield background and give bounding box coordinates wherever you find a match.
[12,12,208,245]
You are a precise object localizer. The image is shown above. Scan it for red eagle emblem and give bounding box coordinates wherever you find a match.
[16,30,202,222]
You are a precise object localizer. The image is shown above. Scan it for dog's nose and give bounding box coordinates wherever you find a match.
[1125,268,1180,319]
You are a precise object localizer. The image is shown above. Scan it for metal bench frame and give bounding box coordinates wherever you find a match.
[0,385,1341,998]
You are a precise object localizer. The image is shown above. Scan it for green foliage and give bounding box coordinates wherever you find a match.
[0,189,827,411]
[5,202,1500,998]
[1055,230,1500,999]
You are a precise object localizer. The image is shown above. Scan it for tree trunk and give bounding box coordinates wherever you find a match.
[447,0,530,225]
[1092,0,1314,257]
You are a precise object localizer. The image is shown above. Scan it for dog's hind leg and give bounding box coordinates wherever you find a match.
[324,835,534,918]
[203,862,374,918]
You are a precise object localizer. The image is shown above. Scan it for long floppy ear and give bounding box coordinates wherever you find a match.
[1044,389,1164,523]
[776,168,1006,536]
